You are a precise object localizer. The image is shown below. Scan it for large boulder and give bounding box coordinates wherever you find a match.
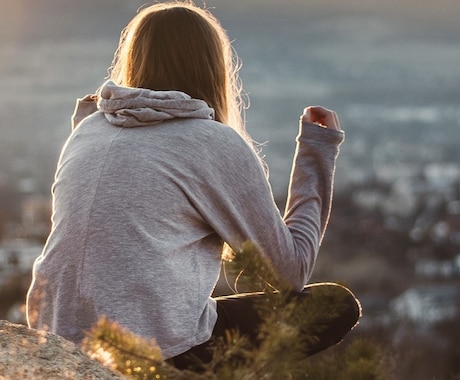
[0,320,124,379]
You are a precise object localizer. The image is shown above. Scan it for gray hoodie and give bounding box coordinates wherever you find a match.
[27,81,344,359]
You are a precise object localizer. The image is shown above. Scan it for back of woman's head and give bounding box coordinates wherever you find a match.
[110,1,245,135]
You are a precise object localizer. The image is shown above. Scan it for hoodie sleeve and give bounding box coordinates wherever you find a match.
[184,121,344,291]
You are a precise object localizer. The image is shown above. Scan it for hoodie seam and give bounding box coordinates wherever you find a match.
[77,127,125,299]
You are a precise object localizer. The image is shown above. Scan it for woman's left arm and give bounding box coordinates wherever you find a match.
[186,122,343,290]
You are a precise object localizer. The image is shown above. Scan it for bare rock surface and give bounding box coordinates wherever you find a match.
[0,320,124,379]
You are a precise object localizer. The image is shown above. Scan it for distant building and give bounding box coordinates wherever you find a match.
[21,195,51,239]
[415,257,460,278]
[424,163,460,192]
[391,284,460,325]
[0,239,41,287]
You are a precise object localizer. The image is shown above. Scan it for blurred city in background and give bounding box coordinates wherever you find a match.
[1,1,459,378]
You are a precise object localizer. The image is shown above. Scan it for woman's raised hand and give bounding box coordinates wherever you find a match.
[301,106,341,131]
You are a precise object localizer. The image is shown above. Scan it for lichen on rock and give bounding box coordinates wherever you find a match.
[0,320,124,380]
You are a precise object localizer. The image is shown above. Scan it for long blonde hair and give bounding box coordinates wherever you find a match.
[109,1,249,142]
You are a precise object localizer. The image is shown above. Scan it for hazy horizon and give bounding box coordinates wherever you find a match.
[1,0,459,196]
[2,0,460,41]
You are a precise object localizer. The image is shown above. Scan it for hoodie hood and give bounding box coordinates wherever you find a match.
[96,81,215,128]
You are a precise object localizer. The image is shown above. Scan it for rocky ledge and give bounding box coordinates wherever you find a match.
[0,320,124,379]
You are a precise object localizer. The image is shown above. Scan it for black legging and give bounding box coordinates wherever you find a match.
[169,282,362,370]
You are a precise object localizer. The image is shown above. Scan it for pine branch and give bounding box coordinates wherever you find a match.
[223,241,292,292]
[81,242,392,379]
[82,316,181,379]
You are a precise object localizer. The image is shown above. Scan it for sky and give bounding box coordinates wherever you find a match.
[1,0,459,196]
[2,0,460,42]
